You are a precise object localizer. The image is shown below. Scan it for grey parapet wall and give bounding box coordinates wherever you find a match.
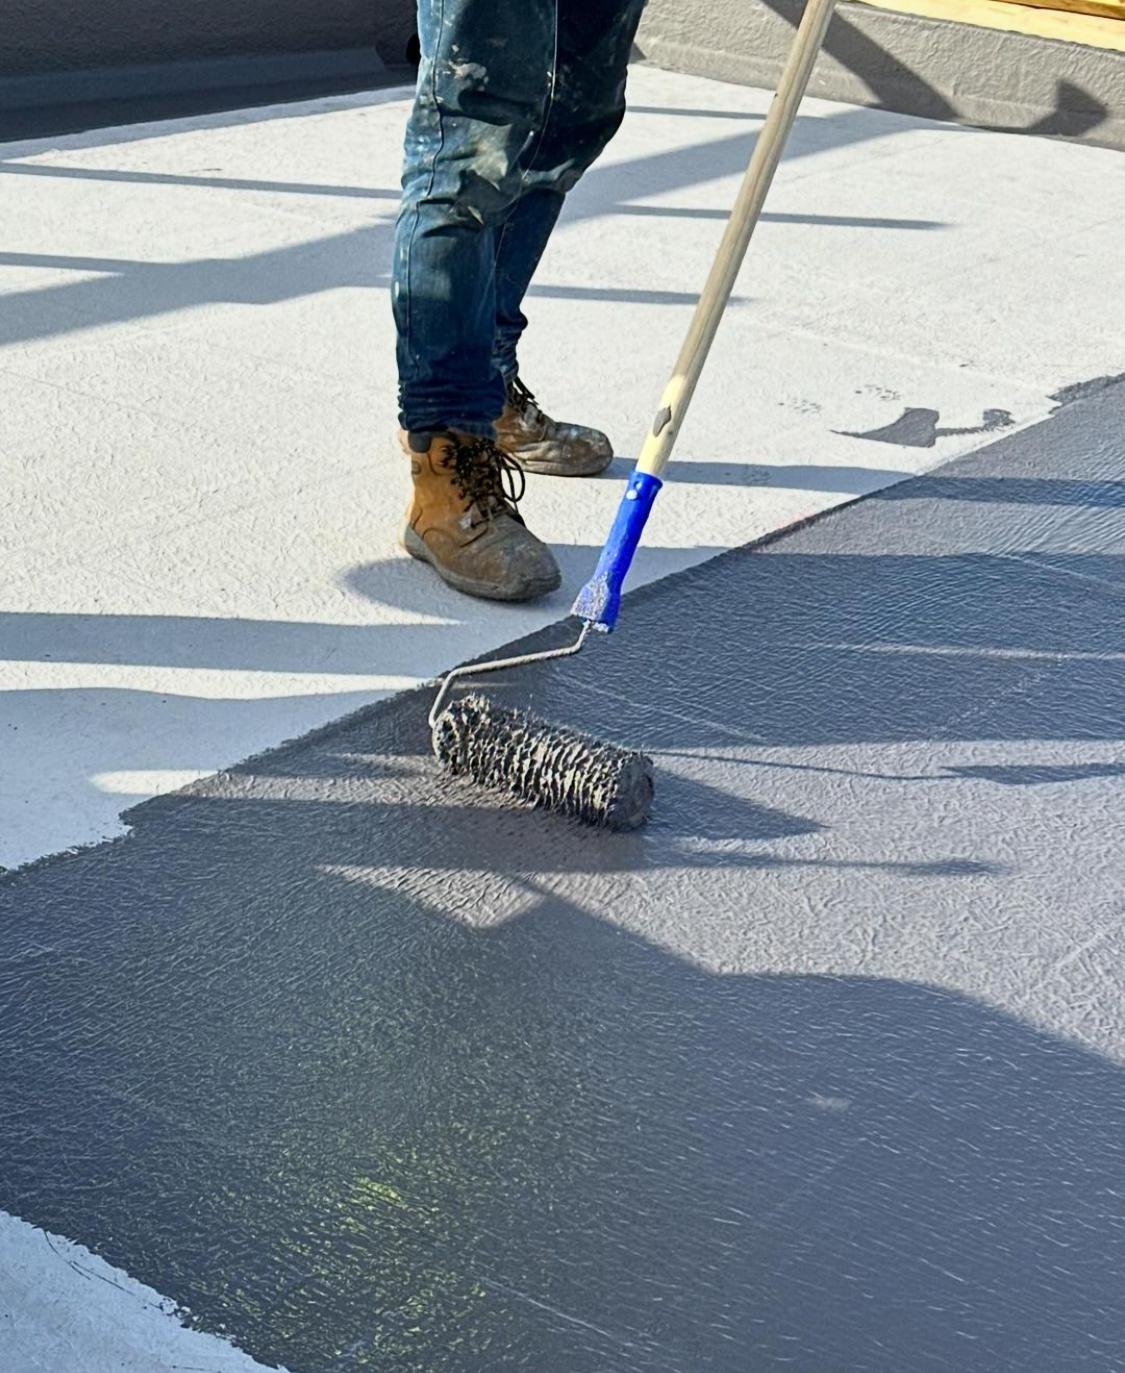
[637,0,1125,149]
[0,0,416,136]
[2,0,416,77]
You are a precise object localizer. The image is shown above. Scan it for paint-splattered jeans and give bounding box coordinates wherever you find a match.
[393,0,648,436]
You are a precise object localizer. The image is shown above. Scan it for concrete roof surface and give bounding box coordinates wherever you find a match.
[3,65,1123,871]
[1,64,1124,1371]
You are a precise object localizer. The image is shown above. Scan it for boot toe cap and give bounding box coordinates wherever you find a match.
[484,532,561,599]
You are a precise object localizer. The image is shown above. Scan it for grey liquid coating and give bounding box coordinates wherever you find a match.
[1,381,1124,1371]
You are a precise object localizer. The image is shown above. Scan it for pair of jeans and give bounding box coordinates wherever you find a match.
[393,0,648,436]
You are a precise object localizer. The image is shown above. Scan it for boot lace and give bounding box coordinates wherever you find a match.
[508,375,542,424]
[441,436,527,526]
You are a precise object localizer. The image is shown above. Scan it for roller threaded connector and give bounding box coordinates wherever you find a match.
[432,693,654,830]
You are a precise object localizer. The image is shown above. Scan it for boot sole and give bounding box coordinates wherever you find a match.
[401,526,561,603]
[509,444,614,478]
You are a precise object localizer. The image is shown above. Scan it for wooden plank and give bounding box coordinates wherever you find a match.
[1009,0,1124,21]
[857,0,1125,49]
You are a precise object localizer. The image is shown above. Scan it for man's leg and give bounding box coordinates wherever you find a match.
[491,0,648,475]
[391,0,564,602]
[491,0,648,383]
[393,0,558,435]
[491,190,565,390]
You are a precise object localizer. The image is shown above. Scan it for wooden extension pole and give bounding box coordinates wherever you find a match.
[635,0,838,478]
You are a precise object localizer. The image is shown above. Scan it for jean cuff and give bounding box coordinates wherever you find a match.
[399,416,497,440]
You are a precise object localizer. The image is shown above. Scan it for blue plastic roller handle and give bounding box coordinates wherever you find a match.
[571,470,663,631]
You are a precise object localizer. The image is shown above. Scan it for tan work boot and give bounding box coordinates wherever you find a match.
[399,429,561,602]
[496,376,614,477]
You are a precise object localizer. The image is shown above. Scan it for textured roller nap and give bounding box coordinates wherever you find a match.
[432,693,654,830]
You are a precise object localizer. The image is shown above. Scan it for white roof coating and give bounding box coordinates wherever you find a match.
[2,66,1122,873]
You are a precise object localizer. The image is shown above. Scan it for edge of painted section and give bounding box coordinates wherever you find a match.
[0,1210,288,1373]
[5,378,1122,881]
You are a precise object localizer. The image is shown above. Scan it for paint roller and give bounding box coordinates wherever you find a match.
[429,0,838,828]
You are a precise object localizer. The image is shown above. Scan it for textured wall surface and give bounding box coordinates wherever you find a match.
[2,0,416,76]
[6,0,1121,147]
[637,0,1125,147]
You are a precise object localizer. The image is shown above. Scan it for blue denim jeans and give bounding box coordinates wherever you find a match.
[393,0,648,436]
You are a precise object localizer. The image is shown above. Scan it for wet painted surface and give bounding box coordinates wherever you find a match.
[2,383,1124,1370]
